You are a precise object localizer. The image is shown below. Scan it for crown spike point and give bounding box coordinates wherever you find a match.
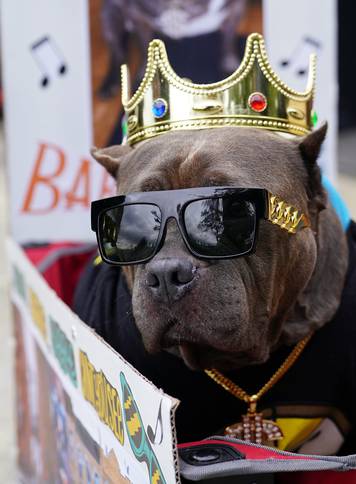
[121,33,317,145]
[306,53,317,95]
[121,64,131,106]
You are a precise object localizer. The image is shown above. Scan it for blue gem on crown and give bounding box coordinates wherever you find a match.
[152,98,168,118]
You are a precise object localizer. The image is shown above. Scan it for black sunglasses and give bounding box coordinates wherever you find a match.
[91,187,310,266]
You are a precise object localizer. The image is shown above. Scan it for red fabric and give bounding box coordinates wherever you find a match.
[277,471,356,484]
[179,440,356,482]
[178,439,314,461]
[25,243,94,307]
[25,242,77,266]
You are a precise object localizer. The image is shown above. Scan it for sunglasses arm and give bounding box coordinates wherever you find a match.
[266,192,311,234]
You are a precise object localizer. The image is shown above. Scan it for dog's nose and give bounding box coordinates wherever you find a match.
[146,258,197,303]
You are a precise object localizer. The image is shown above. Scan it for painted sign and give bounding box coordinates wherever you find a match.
[8,239,179,483]
[1,0,116,243]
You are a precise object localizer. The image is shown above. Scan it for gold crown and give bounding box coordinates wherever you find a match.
[121,33,316,146]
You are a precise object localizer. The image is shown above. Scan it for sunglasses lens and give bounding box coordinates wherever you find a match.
[184,197,256,257]
[98,203,161,263]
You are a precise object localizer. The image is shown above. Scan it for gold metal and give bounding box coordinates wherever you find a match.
[127,115,138,130]
[205,333,312,445]
[267,193,310,234]
[192,99,224,113]
[287,107,305,120]
[224,413,283,444]
[121,33,316,145]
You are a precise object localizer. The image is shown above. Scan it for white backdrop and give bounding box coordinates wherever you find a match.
[1,0,110,243]
[264,0,337,181]
[1,0,337,243]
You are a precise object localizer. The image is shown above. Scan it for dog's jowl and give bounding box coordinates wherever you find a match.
[75,34,356,454]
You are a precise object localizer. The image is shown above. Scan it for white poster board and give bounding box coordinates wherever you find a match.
[1,0,114,243]
[263,0,337,181]
[8,238,179,483]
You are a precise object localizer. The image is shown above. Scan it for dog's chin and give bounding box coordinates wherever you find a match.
[179,344,205,371]
[166,343,267,372]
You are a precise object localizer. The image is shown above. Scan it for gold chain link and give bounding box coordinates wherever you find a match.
[205,333,312,405]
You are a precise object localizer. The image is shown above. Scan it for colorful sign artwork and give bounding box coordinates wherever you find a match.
[8,239,179,483]
[80,351,124,444]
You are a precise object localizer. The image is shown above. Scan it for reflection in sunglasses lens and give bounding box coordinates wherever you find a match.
[99,204,161,263]
[184,197,256,257]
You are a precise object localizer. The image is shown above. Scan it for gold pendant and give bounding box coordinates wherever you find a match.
[224,396,283,445]
[224,413,283,445]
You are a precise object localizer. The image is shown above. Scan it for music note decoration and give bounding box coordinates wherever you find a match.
[280,36,321,77]
[147,399,164,445]
[30,35,68,88]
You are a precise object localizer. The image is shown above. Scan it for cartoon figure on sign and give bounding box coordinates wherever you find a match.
[120,372,166,484]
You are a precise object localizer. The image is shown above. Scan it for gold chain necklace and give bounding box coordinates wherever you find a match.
[205,333,312,446]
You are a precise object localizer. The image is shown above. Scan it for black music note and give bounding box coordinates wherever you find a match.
[280,37,321,77]
[147,400,163,445]
[30,35,68,88]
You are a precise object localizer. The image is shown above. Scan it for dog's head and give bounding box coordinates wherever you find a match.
[93,126,348,371]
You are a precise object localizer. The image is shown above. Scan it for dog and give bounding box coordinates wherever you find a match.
[98,0,246,98]
[74,124,356,454]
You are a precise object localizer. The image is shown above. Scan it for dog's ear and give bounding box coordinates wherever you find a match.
[91,145,132,179]
[298,123,328,209]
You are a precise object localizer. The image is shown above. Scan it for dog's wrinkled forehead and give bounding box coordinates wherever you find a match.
[118,127,308,209]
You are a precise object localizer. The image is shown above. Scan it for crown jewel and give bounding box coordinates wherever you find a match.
[121,33,316,146]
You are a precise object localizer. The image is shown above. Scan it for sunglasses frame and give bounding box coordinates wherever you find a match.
[91,186,310,266]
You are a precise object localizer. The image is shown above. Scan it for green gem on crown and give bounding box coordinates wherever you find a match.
[311,110,318,127]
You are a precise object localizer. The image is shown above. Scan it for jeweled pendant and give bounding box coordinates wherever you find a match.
[225,412,283,445]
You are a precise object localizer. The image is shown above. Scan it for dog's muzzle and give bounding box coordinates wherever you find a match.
[145,257,198,304]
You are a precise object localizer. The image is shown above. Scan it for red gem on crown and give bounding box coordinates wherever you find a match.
[248,92,267,113]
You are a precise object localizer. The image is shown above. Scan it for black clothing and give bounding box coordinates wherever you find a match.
[74,222,356,454]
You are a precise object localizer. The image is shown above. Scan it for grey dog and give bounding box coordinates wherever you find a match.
[75,125,356,452]
[91,126,347,369]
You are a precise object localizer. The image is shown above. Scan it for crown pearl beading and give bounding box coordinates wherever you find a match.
[121,33,316,145]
